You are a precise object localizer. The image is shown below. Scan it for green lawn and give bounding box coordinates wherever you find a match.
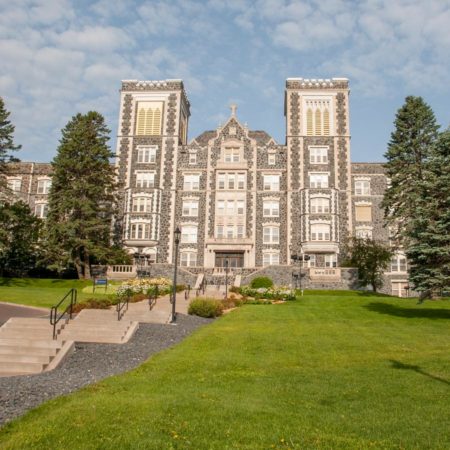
[1,292,449,449]
[0,278,117,309]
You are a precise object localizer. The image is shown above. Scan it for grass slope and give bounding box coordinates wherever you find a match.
[0,278,116,309]
[1,292,449,449]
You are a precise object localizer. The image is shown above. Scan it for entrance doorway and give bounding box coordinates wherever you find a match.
[215,251,244,268]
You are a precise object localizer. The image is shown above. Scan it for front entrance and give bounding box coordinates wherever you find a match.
[215,251,244,268]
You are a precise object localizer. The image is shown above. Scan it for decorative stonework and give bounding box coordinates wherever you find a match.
[120,94,133,136]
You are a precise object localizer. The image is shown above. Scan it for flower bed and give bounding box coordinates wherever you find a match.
[239,286,296,302]
[116,277,172,302]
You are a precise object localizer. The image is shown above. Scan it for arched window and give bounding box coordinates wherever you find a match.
[323,109,330,135]
[306,108,313,136]
[136,102,163,136]
[315,108,322,135]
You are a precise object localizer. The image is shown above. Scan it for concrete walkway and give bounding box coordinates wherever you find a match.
[0,302,48,325]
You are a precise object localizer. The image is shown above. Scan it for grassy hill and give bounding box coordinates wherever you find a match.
[0,291,449,448]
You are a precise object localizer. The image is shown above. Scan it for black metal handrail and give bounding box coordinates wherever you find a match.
[50,288,77,340]
[116,296,129,320]
[149,285,158,310]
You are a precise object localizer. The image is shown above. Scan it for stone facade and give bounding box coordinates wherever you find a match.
[5,77,411,297]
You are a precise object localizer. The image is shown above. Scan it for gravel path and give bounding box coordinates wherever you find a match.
[0,314,212,427]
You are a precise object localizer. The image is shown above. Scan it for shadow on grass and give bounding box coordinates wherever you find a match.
[390,360,450,386]
[365,302,450,320]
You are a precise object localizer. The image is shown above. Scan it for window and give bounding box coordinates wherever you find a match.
[37,179,51,194]
[263,200,279,217]
[188,152,197,165]
[310,197,330,213]
[183,174,200,191]
[182,199,199,217]
[136,172,155,188]
[355,180,370,195]
[216,200,244,216]
[224,147,240,163]
[311,223,331,241]
[263,226,279,244]
[130,223,151,240]
[391,255,407,272]
[236,200,245,215]
[268,154,276,165]
[180,252,197,267]
[135,101,163,136]
[309,173,328,188]
[132,196,152,213]
[7,179,21,192]
[263,174,280,191]
[391,281,409,297]
[137,146,157,163]
[35,203,48,219]
[355,204,372,221]
[181,225,197,243]
[310,147,328,164]
[305,99,332,136]
[325,254,337,268]
[217,173,246,190]
[355,227,372,239]
[263,253,280,266]
[307,254,316,267]
[215,225,244,239]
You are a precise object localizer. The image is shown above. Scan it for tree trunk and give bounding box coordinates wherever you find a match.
[74,256,83,280]
[83,250,91,279]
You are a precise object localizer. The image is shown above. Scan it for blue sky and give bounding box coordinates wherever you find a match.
[1,0,449,163]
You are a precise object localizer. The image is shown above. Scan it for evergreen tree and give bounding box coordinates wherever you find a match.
[406,129,450,297]
[382,96,439,244]
[46,111,124,279]
[0,97,21,196]
[343,237,393,292]
[0,201,42,276]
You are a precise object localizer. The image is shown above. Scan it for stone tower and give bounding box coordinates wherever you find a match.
[285,78,352,267]
[115,79,190,263]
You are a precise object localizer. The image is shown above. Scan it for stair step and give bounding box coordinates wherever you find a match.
[0,361,45,373]
[0,330,54,338]
[0,354,51,364]
[0,338,63,349]
[0,345,58,356]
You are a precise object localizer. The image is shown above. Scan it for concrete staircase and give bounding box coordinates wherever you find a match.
[58,309,139,344]
[0,318,74,377]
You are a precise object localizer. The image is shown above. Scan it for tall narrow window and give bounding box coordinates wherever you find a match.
[323,109,330,135]
[306,108,313,136]
[315,108,322,135]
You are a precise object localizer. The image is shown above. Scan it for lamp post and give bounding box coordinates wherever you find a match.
[224,258,229,301]
[171,226,181,323]
[291,252,310,296]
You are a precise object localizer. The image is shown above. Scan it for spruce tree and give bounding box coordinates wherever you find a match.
[0,97,21,196]
[46,111,122,279]
[406,129,450,297]
[382,96,439,244]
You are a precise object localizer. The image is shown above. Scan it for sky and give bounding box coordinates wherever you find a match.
[1,0,450,163]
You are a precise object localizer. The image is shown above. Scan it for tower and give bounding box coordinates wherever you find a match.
[285,78,352,267]
[115,79,190,263]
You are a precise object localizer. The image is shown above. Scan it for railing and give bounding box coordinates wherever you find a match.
[196,278,206,297]
[50,288,77,340]
[116,296,129,320]
[110,265,134,273]
[149,285,158,310]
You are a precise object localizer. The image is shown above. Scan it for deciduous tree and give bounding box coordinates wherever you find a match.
[343,237,393,292]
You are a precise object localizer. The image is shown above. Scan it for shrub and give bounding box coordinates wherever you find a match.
[250,277,273,289]
[72,297,115,313]
[188,298,223,318]
[229,286,241,294]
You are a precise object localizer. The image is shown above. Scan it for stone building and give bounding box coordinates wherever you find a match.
[4,77,410,296]
[115,77,409,296]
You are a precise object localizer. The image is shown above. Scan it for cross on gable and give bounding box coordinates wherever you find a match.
[230,103,237,117]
